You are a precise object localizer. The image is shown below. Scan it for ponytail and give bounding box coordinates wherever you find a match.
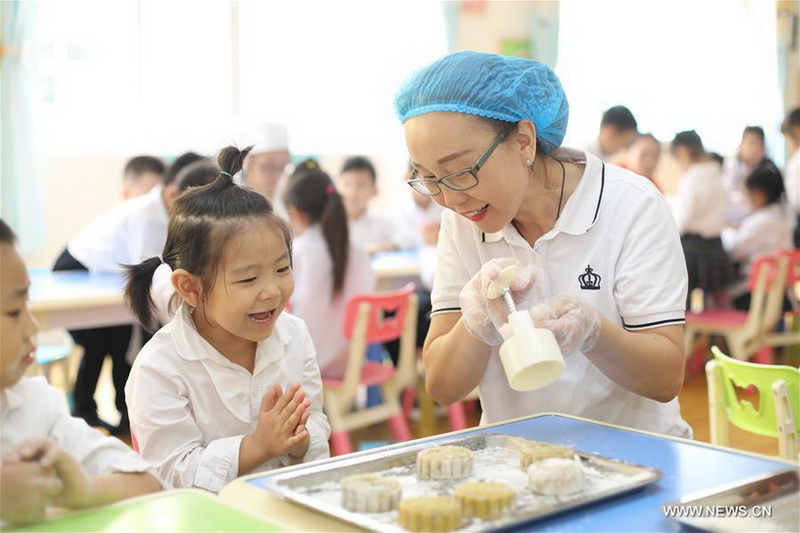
[283,163,350,296]
[124,256,163,332]
[320,189,349,296]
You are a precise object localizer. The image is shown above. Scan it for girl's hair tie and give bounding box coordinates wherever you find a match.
[325,184,335,196]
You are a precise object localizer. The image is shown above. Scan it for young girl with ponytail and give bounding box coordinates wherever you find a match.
[283,160,376,377]
[123,147,330,493]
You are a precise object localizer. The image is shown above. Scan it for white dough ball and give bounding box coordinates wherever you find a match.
[527,457,585,496]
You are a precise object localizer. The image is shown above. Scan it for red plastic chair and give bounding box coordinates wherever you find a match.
[685,254,788,367]
[761,249,800,358]
[322,284,418,456]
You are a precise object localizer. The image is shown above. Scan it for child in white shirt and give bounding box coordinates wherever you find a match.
[337,156,399,255]
[672,130,736,309]
[722,161,793,307]
[0,220,160,525]
[283,160,376,377]
[124,148,330,493]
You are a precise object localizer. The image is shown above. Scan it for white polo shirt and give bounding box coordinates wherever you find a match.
[68,185,169,273]
[431,149,691,437]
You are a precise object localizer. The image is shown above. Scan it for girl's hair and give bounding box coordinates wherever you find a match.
[124,145,292,332]
[283,160,349,296]
[0,219,16,244]
[741,125,765,143]
[745,160,785,206]
[671,130,705,158]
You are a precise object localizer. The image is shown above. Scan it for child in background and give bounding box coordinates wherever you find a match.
[283,160,376,377]
[613,133,663,191]
[722,162,793,309]
[722,126,768,224]
[0,219,161,526]
[53,151,205,433]
[242,123,292,215]
[585,105,638,162]
[124,147,329,493]
[781,108,800,246]
[672,130,736,309]
[121,155,165,200]
[150,159,219,325]
[337,156,399,255]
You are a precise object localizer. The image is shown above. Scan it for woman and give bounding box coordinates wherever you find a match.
[394,51,690,437]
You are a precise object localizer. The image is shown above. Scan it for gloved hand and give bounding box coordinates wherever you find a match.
[529,295,602,355]
[459,257,543,346]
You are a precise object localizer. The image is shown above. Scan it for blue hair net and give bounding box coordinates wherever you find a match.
[394,51,569,153]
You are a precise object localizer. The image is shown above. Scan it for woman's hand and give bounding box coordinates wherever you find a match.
[529,295,602,355]
[459,257,542,346]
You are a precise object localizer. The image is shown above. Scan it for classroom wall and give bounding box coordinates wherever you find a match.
[26,155,124,268]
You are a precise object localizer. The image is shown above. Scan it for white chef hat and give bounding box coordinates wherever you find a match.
[249,123,290,155]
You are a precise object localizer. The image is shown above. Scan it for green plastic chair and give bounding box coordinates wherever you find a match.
[706,346,799,461]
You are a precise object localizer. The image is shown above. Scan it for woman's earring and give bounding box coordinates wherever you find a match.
[526,159,533,167]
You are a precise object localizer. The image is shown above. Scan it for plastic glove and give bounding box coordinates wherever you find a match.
[529,295,601,355]
[459,257,543,346]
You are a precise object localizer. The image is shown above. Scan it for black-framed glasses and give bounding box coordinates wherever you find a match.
[407,124,516,196]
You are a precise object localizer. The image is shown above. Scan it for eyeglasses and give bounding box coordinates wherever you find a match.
[407,124,516,197]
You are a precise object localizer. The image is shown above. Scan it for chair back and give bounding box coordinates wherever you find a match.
[776,249,800,310]
[344,283,415,343]
[337,284,418,405]
[710,346,799,438]
[741,255,788,340]
[758,254,790,337]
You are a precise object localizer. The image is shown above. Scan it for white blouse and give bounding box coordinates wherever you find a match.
[722,202,793,292]
[68,185,169,273]
[1,377,156,480]
[290,224,376,376]
[675,161,728,238]
[125,304,330,493]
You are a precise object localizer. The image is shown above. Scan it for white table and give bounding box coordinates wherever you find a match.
[28,268,133,330]
[371,249,421,290]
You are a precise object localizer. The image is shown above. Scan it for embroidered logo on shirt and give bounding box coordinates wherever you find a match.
[579,265,601,290]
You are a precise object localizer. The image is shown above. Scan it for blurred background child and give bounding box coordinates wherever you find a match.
[124,147,329,493]
[722,126,768,224]
[0,219,161,526]
[52,151,205,434]
[672,130,735,310]
[121,155,165,200]
[585,105,638,162]
[242,123,292,215]
[283,160,375,377]
[722,161,793,309]
[613,133,663,191]
[336,156,399,255]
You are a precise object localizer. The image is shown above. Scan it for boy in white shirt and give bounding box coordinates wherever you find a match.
[0,219,161,526]
[585,105,638,162]
[337,156,399,255]
[53,152,204,433]
[121,155,165,200]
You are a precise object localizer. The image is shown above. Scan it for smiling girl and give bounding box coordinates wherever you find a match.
[123,146,330,493]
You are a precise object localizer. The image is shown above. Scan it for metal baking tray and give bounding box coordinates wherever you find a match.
[665,467,800,532]
[262,433,663,531]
